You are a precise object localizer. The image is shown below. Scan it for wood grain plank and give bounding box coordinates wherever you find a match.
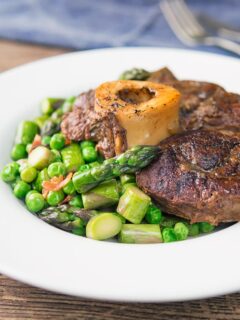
[0,39,239,319]
[0,39,67,72]
[0,275,240,320]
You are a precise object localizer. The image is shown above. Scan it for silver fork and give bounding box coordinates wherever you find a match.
[160,0,240,56]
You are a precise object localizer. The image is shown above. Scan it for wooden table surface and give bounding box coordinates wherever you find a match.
[0,39,239,320]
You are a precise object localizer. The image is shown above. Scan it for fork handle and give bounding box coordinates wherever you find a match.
[206,37,240,56]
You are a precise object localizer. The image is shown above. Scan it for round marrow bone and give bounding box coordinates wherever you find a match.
[95,80,181,147]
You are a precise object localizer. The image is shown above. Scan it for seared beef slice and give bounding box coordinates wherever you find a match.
[137,130,240,225]
[148,68,240,132]
[61,90,127,158]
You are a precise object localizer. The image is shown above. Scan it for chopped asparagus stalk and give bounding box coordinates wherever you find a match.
[61,96,76,113]
[41,98,64,115]
[34,115,49,128]
[86,212,122,240]
[82,179,119,209]
[72,145,159,193]
[61,143,85,172]
[117,185,150,224]
[122,182,137,194]
[28,146,53,169]
[15,121,39,144]
[119,224,162,244]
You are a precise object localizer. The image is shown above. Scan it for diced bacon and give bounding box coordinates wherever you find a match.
[65,137,72,145]
[29,134,42,153]
[60,195,73,204]
[42,172,73,194]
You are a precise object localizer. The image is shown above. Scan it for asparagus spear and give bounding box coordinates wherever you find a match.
[82,179,119,209]
[73,145,159,193]
[41,119,61,137]
[39,204,98,234]
[117,185,151,224]
[86,212,122,240]
[119,224,162,244]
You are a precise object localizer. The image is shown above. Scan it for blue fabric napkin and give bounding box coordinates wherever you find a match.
[0,0,239,55]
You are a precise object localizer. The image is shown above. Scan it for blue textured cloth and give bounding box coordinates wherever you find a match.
[0,0,239,55]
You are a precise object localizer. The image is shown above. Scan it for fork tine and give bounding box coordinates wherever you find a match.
[171,0,205,36]
[160,0,196,45]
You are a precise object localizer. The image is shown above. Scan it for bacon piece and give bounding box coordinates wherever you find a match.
[42,173,73,198]
[29,134,42,153]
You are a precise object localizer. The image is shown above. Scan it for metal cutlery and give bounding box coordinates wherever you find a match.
[160,0,240,56]
[197,13,240,42]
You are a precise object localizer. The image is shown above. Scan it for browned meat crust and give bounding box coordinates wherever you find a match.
[136,130,240,225]
[61,90,127,158]
[147,67,177,84]
[148,68,240,132]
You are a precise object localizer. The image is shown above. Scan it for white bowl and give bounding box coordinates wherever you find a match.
[0,48,239,302]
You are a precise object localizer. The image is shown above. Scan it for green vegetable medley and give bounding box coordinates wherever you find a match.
[1,72,215,244]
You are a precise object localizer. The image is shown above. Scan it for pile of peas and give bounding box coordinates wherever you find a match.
[2,133,99,214]
[1,95,215,243]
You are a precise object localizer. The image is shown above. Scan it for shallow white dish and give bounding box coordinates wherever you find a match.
[0,47,239,302]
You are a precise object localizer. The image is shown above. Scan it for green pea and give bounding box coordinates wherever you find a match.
[47,190,65,206]
[42,135,51,146]
[199,222,215,233]
[11,143,27,161]
[10,177,21,189]
[57,211,71,223]
[174,222,189,241]
[33,168,50,192]
[78,164,91,172]
[72,217,85,236]
[21,167,37,183]
[162,228,177,243]
[51,149,62,162]
[144,204,162,224]
[63,180,75,195]
[188,223,200,237]
[14,180,31,199]
[82,146,98,163]
[47,162,66,178]
[50,133,65,150]
[72,227,86,236]
[25,191,45,212]
[69,195,83,208]
[1,162,20,182]
[80,140,95,149]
